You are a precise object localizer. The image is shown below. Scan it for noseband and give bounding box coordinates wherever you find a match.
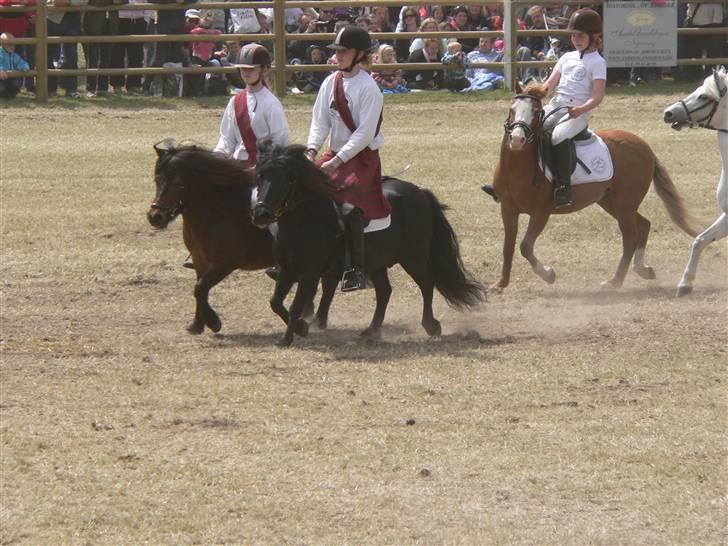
[150,170,185,220]
[504,94,545,143]
[254,170,301,222]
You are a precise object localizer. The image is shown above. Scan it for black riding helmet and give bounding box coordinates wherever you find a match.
[328,26,372,52]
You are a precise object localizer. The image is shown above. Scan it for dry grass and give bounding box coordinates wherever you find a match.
[1,88,726,545]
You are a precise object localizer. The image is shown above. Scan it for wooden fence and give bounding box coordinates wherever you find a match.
[0,0,726,100]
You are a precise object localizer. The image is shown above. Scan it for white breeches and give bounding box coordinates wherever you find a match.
[543,101,591,145]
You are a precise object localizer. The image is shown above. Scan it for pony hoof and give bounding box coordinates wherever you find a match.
[600,279,621,290]
[314,317,328,331]
[296,320,309,338]
[676,285,693,297]
[206,315,222,333]
[187,322,204,335]
[360,327,381,341]
[302,301,315,320]
[541,266,556,284]
[488,282,505,294]
[424,320,442,337]
[276,335,293,347]
[635,266,656,280]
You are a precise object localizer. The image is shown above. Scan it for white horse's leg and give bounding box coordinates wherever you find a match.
[677,212,728,296]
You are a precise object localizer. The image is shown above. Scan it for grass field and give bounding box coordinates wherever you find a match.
[1,85,727,544]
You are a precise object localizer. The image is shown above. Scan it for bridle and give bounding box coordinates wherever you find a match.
[678,74,728,133]
[253,169,302,222]
[150,168,185,221]
[503,94,569,143]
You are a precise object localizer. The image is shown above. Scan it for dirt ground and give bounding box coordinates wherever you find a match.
[1,88,726,544]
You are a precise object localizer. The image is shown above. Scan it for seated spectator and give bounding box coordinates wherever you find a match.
[213,39,244,89]
[312,6,336,33]
[186,15,223,96]
[448,5,477,53]
[406,37,442,89]
[429,5,446,26]
[372,44,409,93]
[290,44,327,94]
[0,31,29,98]
[395,5,424,31]
[409,17,444,54]
[370,5,393,33]
[441,40,470,91]
[467,5,488,29]
[464,36,503,91]
[395,6,420,61]
[482,4,503,30]
[189,14,222,62]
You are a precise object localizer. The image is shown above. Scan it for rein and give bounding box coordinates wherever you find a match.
[150,165,185,220]
[257,169,303,221]
[503,94,570,142]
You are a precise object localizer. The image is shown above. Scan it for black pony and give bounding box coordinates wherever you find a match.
[252,143,485,346]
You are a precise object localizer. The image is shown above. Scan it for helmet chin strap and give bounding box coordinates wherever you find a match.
[340,50,365,73]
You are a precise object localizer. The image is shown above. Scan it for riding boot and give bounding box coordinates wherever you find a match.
[341,207,366,292]
[552,139,573,208]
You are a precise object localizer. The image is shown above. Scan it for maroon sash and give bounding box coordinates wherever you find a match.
[234,90,257,168]
[319,71,390,220]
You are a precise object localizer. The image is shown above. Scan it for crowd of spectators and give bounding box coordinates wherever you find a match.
[0,2,725,98]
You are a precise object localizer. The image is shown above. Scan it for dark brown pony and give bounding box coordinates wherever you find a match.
[146,142,275,334]
[491,82,699,290]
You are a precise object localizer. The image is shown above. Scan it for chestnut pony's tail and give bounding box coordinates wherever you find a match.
[652,157,701,238]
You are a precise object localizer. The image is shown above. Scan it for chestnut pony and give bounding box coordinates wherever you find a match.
[491,82,699,291]
[146,142,281,334]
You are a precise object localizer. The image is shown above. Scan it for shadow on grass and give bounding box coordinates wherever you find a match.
[538,283,726,304]
[206,324,517,360]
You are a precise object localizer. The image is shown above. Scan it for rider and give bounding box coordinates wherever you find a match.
[305,26,390,292]
[542,8,606,208]
[184,43,289,269]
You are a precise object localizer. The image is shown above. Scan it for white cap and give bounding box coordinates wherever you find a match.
[185,9,200,19]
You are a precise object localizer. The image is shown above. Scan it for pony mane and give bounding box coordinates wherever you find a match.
[523,81,549,100]
[257,142,337,197]
[703,66,728,102]
[159,143,255,189]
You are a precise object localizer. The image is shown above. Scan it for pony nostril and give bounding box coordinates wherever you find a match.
[664,110,673,120]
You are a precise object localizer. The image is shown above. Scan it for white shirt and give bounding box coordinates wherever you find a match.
[307,70,384,163]
[214,87,290,162]
[552,50,606,106]
[687,3,723,26]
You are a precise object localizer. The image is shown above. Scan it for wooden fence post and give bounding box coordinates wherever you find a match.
[35,0,48,101]
[273,0,286,97]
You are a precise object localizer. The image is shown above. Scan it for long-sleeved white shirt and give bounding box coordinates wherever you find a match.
[213,86,290,162]
[307,70,384,164]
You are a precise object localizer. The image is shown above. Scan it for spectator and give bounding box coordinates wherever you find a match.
[46,0,87,98]
[0,0,34,60]
[406,37,442,89]
[467,5,488,29]
[483,4,503,30]
[683,3,725,79]
[372,43,409,93]
[311,6,336,33]
[409,17,443,54]
[110,0,147,95]
[213,38,243,89]
[464,35,503,91]
[144,0,193,95]
[441,40,469,91]
[83,0,114,97]
[448,5,477,53]
[370,5,392,33]
[186,14,222,95]
[395,6,419,61]
[198,0,224,32]
[429,5,445,26]
[0,31,29,97]
[290,43,327,94]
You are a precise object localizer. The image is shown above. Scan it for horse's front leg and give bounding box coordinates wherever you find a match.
[277,275,318,347]
[677,212,728,297]
[314,268,339,330]
[490,203,519,291]
[270,267,296,326]
[520,212,555,284]
[360,268,392,341]
[188,264,235,334]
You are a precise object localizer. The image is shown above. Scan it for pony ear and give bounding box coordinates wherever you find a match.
[153,138,176,157]
[515,79,524,94]
[257,137,274,155]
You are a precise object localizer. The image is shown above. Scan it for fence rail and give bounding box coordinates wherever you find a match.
[1,0,726,100]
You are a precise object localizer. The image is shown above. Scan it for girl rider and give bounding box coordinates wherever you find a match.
[305,26,390,292]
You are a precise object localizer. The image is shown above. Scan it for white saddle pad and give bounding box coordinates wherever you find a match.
[540,134,614,185]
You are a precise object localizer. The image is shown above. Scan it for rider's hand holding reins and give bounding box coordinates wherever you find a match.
[321,156,343,175]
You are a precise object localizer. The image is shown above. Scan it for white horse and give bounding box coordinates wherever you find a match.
[663,67,728,297]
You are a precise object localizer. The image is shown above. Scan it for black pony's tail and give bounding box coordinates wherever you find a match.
[425,190,486,310]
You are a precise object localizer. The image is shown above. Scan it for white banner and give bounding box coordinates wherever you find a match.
[604,1,678,67]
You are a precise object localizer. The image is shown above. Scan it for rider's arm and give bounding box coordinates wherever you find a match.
[306,74,333,155]
[213,97,240,158]
[544,66,561,96]
[266,97,290,147]
[571,78,606,118]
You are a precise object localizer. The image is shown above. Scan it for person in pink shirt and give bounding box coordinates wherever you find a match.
[189,15,222,62]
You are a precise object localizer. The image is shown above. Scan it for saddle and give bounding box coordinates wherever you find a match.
[537,129,614,185]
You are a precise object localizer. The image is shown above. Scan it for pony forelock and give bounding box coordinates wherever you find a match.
[523,81,549,100]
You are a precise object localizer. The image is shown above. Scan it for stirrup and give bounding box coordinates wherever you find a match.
[553,186,572,209]
[341,267,366,292]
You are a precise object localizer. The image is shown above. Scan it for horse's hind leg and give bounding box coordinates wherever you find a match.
[360,268,392,341]
[597,196,638,289]
[632,213,657,280]
[400,260,441,337]
[520,212,556,284]
[189,265,234,334]
[314,269,338,330]
[677,212,728,297]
